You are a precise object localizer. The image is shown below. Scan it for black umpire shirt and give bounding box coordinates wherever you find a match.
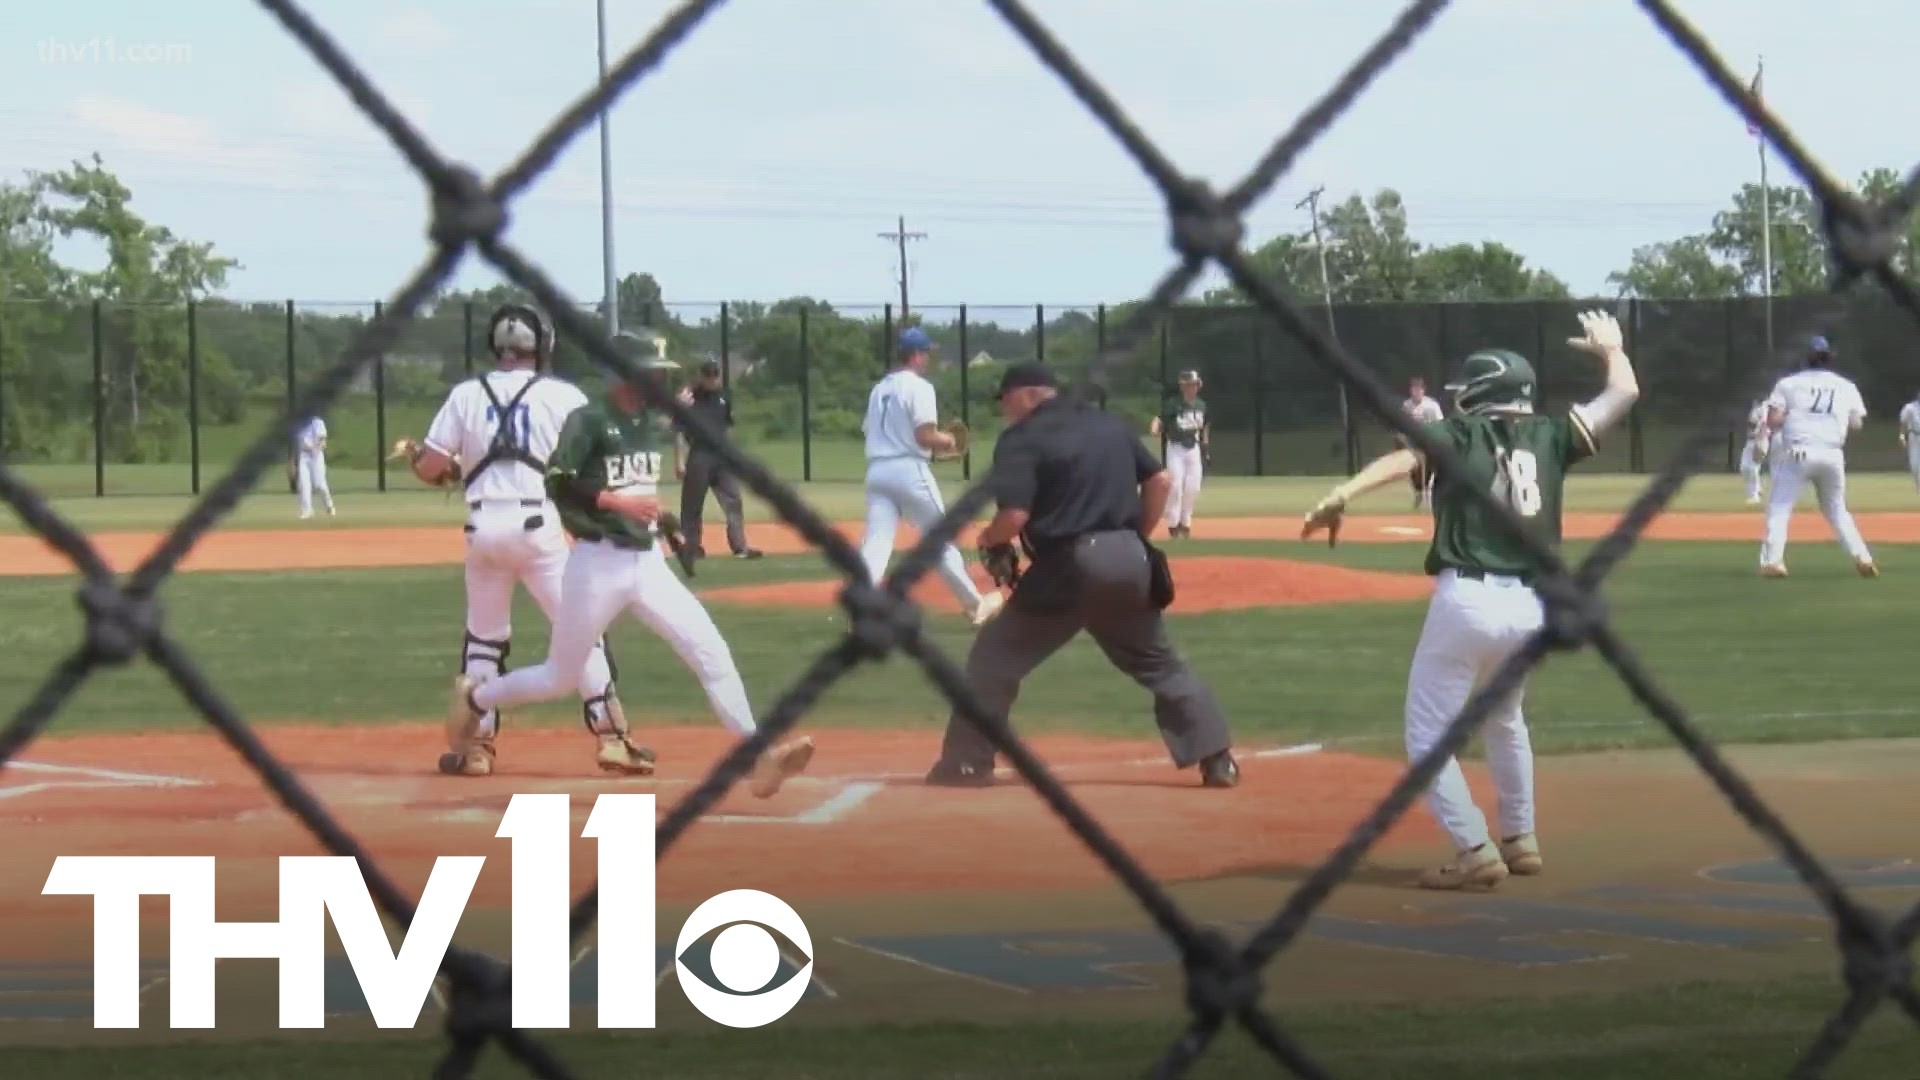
[990,397,1164,551]
[679,385,733,448]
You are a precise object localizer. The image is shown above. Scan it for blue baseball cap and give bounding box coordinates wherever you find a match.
[897,327,933,355]
[1809,334,1832,353]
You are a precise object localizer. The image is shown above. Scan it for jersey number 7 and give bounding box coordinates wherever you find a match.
[486,404,532,450]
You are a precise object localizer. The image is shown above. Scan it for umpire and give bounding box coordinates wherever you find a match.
[675,359,762,561]
[924,362,1237,788]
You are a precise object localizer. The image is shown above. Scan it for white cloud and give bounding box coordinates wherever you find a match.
[66,94,299,176]
[374,7,458,55]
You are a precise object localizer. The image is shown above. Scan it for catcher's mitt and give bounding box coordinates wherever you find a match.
[655,512,697,577]
[935,419,969,460]
[980,542,1022,589]
[1301,494,1345,548]
[388,437,463,487]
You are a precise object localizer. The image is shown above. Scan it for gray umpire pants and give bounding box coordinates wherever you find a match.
[939,529,1232,768]
[680,449,749,555]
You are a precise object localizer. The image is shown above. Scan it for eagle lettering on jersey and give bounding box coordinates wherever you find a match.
[1172,409,1204,433]
[605,451,662,490]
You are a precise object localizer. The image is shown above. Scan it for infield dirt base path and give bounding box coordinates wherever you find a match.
[5,511,1919,578]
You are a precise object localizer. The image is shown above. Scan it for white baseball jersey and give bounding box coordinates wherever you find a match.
[1403,396,1443,423]
[1900,400,1920,439]
[1767,369,1866,451]
[1746,403,1771,441]
[862,368,937,461]
[295,416,327,455]
[424,369,589,502]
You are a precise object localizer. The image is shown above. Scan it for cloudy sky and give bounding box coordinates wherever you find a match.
[7,0,1911,313]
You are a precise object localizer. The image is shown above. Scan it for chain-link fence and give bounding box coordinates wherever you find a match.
[10,290,1919,494]
[5,0,1918,1076]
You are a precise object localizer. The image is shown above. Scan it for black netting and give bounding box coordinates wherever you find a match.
[4,0,1919,1075]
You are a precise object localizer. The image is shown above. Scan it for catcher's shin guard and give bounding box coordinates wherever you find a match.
[584,659,653,775]
[442,633,507,775]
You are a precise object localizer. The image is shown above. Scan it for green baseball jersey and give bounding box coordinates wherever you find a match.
[545,400,673,547]
[1160,396,1207,448]
[1421,409,1596,578]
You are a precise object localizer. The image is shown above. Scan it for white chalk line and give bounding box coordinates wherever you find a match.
[0,761,208,802]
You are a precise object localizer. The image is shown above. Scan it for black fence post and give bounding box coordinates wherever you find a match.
[91,299,105,497]
[463,299,475,377]
[719,301,732,395]
[374,299,387,492]
[1157,319,1169,461]
[882,303,894,379]
[0,303,8,459]
[1724,297,1737,470]
[1095,304,1106,410]
[188,300,201,495]
[959,303,970,480]
[1533,301,1550,407]
[1252,314,1265,477]
[1627,298,1645,472]
[1035,303,1045,362]
[285,299,297,494]
[799,306,812,483]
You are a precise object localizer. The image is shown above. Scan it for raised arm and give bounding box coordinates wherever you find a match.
[1565,309,1639,442]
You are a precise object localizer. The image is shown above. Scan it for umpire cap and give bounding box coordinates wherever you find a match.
[994,361,1059,400]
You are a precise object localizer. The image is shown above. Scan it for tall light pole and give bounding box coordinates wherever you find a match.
[596,0,618,333]
[1297,186,1351,468]
[878,216,926,318]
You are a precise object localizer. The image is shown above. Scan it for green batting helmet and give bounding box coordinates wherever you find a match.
[1444,349,1536,415]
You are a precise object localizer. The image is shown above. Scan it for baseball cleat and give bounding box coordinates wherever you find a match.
[924,758,996,787]
[970,591,1006,627]
[1759,564,1788,578]
[1416,844,1509,891]
[1855,558,1879,578]
[734,549,765,560]
[1499,833,1543,875]
[1745,496,1762,506]
[438,745,495,777]
[595,735,656,775]
[749,736,815,798]
[1199,750,1238,788]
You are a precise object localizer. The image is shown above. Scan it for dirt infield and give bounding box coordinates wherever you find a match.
[5,511,1919,578]
[701,556,1431,612]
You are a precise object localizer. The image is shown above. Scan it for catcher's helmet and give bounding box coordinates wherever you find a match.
[1444,349,1536,415]
[487,304,550,361]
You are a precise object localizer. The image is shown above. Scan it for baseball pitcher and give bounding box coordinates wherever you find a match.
[1758,336,1875,578]
[1740,398,1771,505]
[454,353,813,798]
[1402,377,1444,509]
[396,305,635,777]
[1149,370,1208,537]
[858,326,1004,625]
[1899,390,1920,494]
[293,415,335,519]
[1302,310,1640,891]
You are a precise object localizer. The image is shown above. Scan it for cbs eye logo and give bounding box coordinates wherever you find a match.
[673,890,813,1027]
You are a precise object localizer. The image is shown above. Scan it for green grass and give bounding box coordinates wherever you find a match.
[9,977,1915,1078]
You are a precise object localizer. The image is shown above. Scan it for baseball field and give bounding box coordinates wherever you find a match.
[3,472,1918,1078]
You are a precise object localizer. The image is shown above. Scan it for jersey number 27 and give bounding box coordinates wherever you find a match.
[1491,448,1542,518]
[1809,388,1836,415]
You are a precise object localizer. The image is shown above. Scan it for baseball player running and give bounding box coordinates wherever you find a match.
[1302,310,1640,890]
[1740,398,1772,505]
[1899,389,1920,494]
[1759,336,1876,578]
[397,305,636,777]
[1149,370,1208,537]
[451,351,813,798]
[293,415,336,519]
[859,327,1004,625]
[1402,376,1444,508]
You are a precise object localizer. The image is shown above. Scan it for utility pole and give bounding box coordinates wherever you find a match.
[1297,185,1353,470]
[878,215,927,319]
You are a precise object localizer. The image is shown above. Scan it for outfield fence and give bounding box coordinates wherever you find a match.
[6,290,1920,497]
[3,1,1917,1078]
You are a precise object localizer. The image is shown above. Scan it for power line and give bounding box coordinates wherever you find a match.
[877,215,927,318]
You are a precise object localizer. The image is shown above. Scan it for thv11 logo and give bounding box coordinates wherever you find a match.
[41,793,812,1030]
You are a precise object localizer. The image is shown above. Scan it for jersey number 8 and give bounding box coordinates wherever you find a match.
[1492,448,1542,518]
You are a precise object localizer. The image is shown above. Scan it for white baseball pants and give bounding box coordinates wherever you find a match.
[471,539,755,736]
[1405,569,1541,853]
[1740,440,1768,501]
[1164,443,1203,527]
[1760,447,1871,567]
[1907,443,1920,493]
[860,456,983,609]
[295,452,333,514]
[461,503,614,740]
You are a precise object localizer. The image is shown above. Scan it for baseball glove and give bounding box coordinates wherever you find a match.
[1301,494,1345,548]
[387,437,463,487]
[980,542,1021,589]
[935,419,969,460]
[656,512,697,577]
